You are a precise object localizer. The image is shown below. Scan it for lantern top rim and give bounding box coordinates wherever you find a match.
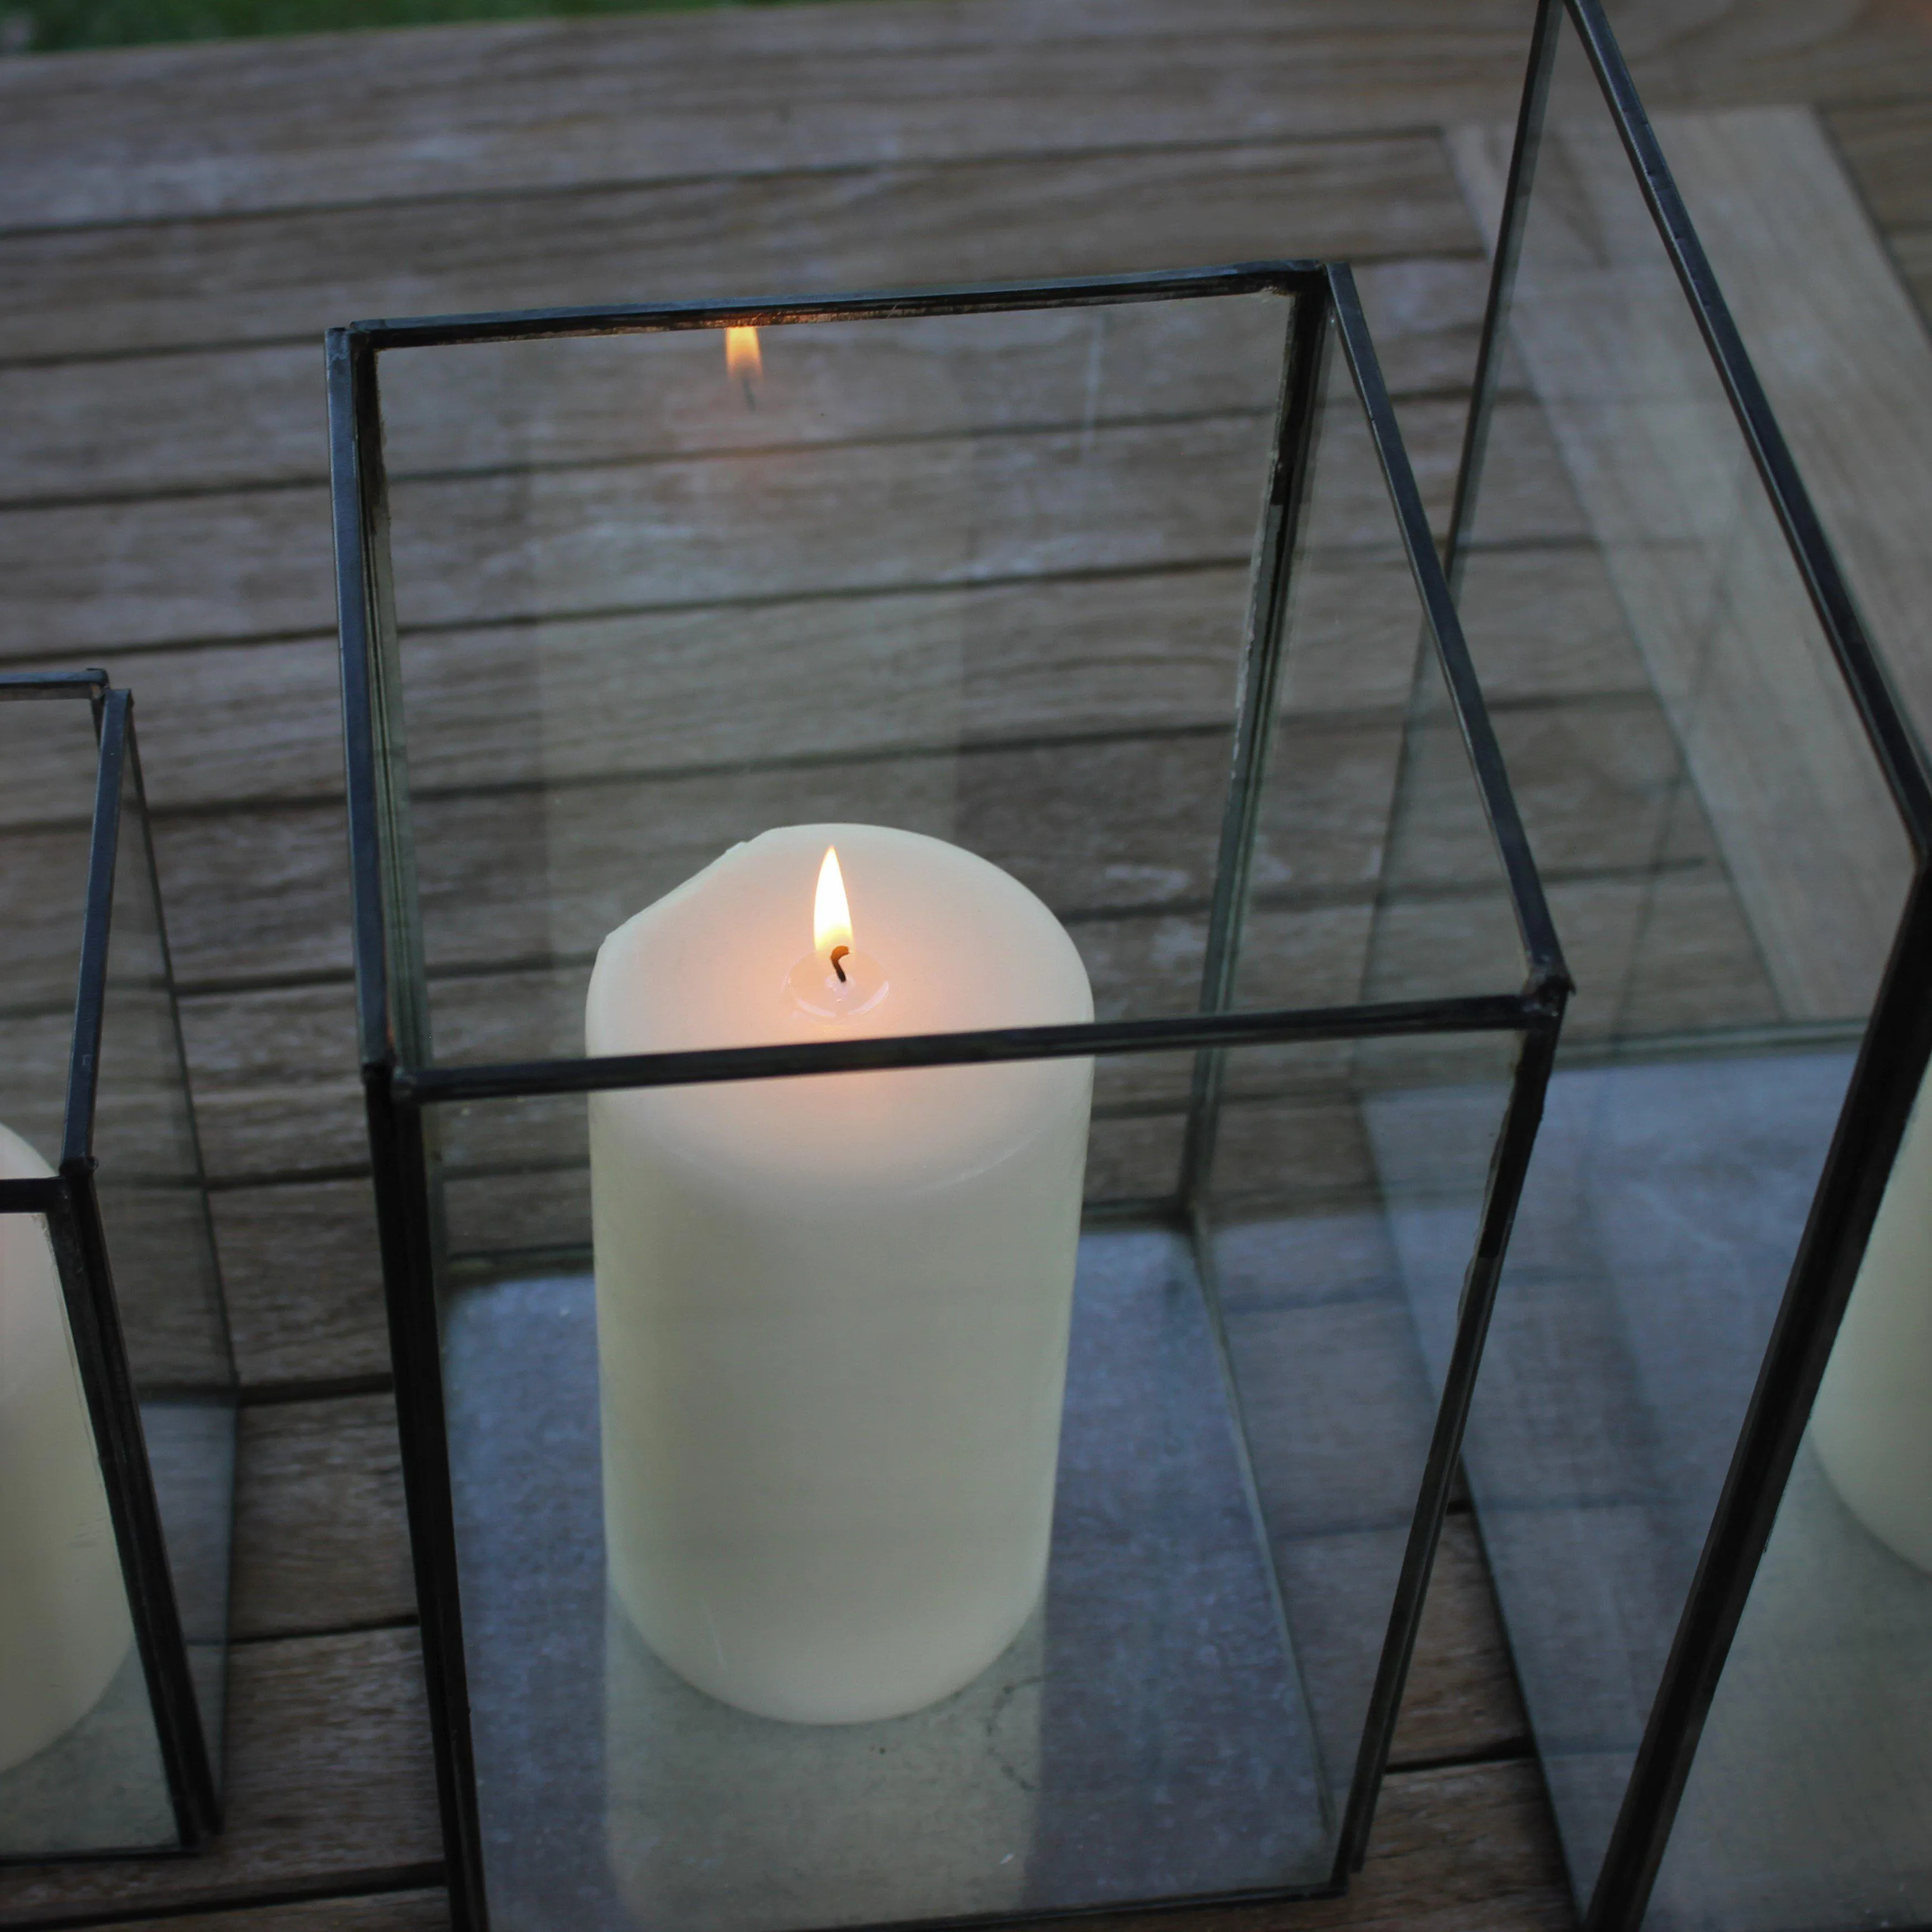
[328,261,1332,356]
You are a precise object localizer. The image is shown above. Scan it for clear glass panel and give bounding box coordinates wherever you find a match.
[0,693,173,1858]
[1442,13,1919,1922]
[379,295,1290,1058]
[438,1050,1358,1932]
[370,285,1545,1928]
[1208,328,1533,1819]
[1661,1042,1932,1929]
[92,742,236,1791]
[1206,1030,1518,1829]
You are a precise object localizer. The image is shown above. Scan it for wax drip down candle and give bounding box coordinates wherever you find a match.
[586,825,1093,1723]
[0,1123,134,1774]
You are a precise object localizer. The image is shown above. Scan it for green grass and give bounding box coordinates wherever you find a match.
[4,0,842,54]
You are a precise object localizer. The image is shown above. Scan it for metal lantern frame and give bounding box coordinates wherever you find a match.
[0,670,232,1856]
[330,261,1571,1932]
[1451,4,1932,1929]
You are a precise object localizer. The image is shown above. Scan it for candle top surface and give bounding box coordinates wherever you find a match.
[590,825,1091,1053]
[586,824,1093,1182]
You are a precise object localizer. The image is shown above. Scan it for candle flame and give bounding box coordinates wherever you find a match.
[813,846,852,959]
[725,325,762,407]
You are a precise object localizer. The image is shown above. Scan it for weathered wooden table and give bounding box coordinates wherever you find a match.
[2,3,1930,1927]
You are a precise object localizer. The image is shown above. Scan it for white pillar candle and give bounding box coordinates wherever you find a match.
[1811,1070,1932,1571]
[0,1123,134,1773]
[586,823,1092,1724]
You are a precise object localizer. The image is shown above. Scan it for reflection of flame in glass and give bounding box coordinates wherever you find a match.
[813,846,852,960]
[725,325,762,410]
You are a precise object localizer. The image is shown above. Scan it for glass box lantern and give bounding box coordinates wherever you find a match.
[0,672,236,1860]
[329,263,1570,1932]
[1439,3,1932,1930]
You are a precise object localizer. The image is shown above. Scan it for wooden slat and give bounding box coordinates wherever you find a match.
[0,3,1535,232]
[1824,98,1932,234]
[11,529,1576,831]
[0,409,1488,660]
[13,547,1429,816]
[1659,106,1932,754]
[150,803,354,987]
[0,257,1490,504]
[1448,105,1918,1024]
[1390,1515,1530,1769]
[3,0,1930,235]
[179,981,367,1180]
[2,397,1581,662]
[0,1630,440,1928]
[1616,1,1932,115]
[233,1394,414,1640]
[153,661,1722,1188]
[1892,227,1932,320]
[210,1179,390,1391]
[1309,1758,1570,1931]
[0,140,1472,366]
[1108,1759,1571,1932]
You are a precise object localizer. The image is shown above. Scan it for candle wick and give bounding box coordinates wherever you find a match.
[830,945,850,984]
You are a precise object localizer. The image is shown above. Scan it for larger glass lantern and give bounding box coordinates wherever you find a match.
[329,262,1569,1932]
[0,673,236,1860]
[1440,3,1932,1929]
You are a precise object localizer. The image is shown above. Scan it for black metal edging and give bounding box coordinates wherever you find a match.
[1314,267,1575,1859]
[362,1071,489,1932]
[1326,264,1569,995]
[55,689,219,1846]
[1178,273,1333,1213]
[0,667,108,700]
[1561,0,1932,851]
[389,993,1543,1107]
[329,328,491,1932]
[1442,0,1563,603]
[123,708,240,1405]
[341,264,1329,353]
[1338,1005,1565,1872]
[328,328,398,1072]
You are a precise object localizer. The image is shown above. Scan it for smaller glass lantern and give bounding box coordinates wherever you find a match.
[0,673,236,1860]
